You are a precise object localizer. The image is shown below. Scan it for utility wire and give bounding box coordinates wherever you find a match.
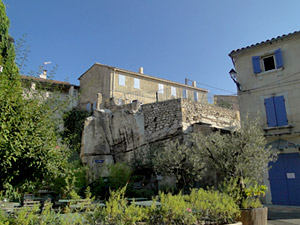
[185,78,236,94]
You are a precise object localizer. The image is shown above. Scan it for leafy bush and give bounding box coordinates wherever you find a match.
[90,186,147,225]
[147,192,196,225]
[109,163,132,190]
[187,188,240,224]
[220,177,266,209]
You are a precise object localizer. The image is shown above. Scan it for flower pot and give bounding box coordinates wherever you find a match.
[237,207,267,225]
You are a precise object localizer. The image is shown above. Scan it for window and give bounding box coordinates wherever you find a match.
[252,48,283,73]
[158,84,164,94]
[183,89,187,99]
[194,91,198,101]
[134,78,140,89]
[119,74,125,86]
[171,87,176,96]
[264,96,288,127]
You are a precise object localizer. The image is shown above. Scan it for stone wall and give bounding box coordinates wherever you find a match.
[142,99,182,136]
[80,98,240,181]
[181,99,240,131]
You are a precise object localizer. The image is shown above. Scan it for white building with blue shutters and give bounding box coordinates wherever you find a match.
[229,31,300,206]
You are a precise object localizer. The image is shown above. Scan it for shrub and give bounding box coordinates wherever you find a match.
[220,177,266,209]
[93,186,147,225]
[109,163,132,190]
[147,192,196,225]
[188,188,240,224]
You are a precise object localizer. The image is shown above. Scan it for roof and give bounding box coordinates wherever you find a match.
[229,30,300,57]
[79,63,208,92]
[21,75,79,88]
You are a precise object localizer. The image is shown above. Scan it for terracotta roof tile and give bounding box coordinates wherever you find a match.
[21,75,79,87]
[229,30,300,56]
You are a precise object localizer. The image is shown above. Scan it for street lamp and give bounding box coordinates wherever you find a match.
[229,69,241,91]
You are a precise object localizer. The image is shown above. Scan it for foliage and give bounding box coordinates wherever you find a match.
[0,185,240,225]
[0,0,19,79]
[191,118,276,183]
[220,177,266,209]
[61,108,90,154]
[93,186,147,225]
[190,118,276,207]
[48,159,88,198]
[148,192,196,225]
[153,139,206,190]
[126,188,155,199]
[216,99,232,109]
[0,0,82,195]
[187,188,240,224]
[109,163,132,190]
[0,183,21,202]
[89,176,109,200]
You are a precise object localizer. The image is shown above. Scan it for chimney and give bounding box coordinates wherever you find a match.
[185,78,188,85]
[39,70,47,79]
[192,81,196,87]
[139,67,143,74]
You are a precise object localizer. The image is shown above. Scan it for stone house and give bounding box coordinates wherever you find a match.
[21,71,79,109]
[78,63,208,110]
[229,30,300,206]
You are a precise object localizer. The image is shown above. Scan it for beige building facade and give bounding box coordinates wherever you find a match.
[229,31,300,206]
[78,63,208,110]
[21,73,79,109]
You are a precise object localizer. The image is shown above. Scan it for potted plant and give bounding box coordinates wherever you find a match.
[220,177,268,225]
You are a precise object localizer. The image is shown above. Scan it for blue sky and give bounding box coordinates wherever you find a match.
[4,0,300,95]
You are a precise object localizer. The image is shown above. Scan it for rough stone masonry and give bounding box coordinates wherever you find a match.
[80,97,240,181]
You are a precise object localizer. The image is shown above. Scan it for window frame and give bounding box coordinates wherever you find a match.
[171,86,176,97]
[134,78,140,89]
[252,48,283,74]
[158,83,164,94]
[118,74,125,86]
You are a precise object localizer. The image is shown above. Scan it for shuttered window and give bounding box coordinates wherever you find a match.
[264,96,288,127]
[252,48,283,73]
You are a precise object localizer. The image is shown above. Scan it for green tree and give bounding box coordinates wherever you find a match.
[61,108,90,154]
[191,118,276,184]
[153,119,276,193]
[153,139,206,190]
[0,0,71,192]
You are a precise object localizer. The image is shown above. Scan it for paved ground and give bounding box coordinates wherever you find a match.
[267,205,300,225]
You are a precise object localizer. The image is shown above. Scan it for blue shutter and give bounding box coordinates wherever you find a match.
[274,96,288,126]
[264,97,277,127]
[183,89,187,99]
[252,56,261,73]
[275,48,283,69]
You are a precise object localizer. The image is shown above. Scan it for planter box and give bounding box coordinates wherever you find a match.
[237,207,267,225]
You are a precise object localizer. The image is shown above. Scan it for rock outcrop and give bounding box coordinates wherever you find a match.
[80,98,240,180]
